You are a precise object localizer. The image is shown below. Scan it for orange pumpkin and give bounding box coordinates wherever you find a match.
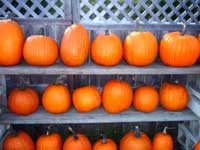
[93,135,117,150]
[72,86,101,112]
[42,84,71,114]
[133,85,159,112]
[124,32,158,66]
[194,140,200,150]
[160,32,200,67]
[60,24,90,66]
[120,126,152,150]
[36,132,62,150]
[159,82,189,111]
[3,130,35,150]
[91,31,123,66]
[23,35,58,66]
[0,19,24,66]
[152,127,174,150]
[8,87,39,115]
[102,80,133,113]
[198,34,200,62]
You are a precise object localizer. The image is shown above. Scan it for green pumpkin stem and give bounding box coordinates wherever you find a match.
[134,126,141,138]
[101,134,107,144]
[54,75,66,85]
[46,125,54,136]
[163,126,168,134]
[68,126,78,140]
[38,27,46,35]
[136,19,144,32]
[181,22,187,36]
[105,30,110,35]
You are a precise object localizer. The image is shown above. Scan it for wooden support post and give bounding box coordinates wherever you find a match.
[0,75,7,107]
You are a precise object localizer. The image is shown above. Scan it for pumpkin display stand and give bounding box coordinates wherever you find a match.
[0,0,200,150]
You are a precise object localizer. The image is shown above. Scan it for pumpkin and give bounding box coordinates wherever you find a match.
[119,126,152,150]
[124,31,158,66]
[63,127,92,150]
[194,140,200,150]
[23,35,58,66]
[60,24,90,66]
[93,135,117,150]
[198,34,200,62]
[133,85,159,112]
[3,130,35,150]
[72,86,101,112]
[0,19,24,66]
[152,127,174,150]
[159,82,189,111]
[160,32,200,67]
[42,84,71,114]
[91,31,123,66]
[8,87,39,115]
[102,80,133,113]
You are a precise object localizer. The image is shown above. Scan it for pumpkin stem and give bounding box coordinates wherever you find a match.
[163,126,168,134]
[68,126,78,140]
[6,12,15,19]
[134,126,141,138]
[181,22,187,36]
[8,125,18,137]
[19,76,29,90]
[38,27,46,35]
[54,75,66,85]
[174,80,179,84]
[101,133,107,144]
[46,125,54,136]
[136,19,144,32]
[105,30,110,35]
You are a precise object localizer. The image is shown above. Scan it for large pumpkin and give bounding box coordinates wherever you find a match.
[23,35,58,66]
[152,127,174,150]
[159,82,189,111]
[102,80,133,113]
[0,19,24,66]
[194,140,200,150]
[72,86,101,112]
[91,32,123,66]
[8,87,39,115]
[60,24,90,66]
[160,32,200,67]
[119,126,152,150]
[133,85,159,112]
[42,84,71,114]
[198,34,200,62]
[124,32,158,66]
[93,136,117,150]
[3,130,35,150]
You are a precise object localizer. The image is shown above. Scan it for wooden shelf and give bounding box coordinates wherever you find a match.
[0,63,199,75]
[0,107,198,124]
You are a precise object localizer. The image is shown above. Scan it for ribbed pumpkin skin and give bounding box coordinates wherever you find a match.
[159,82,189,111]
[42,84,71,114]
[133,85,159,112]
[160,32,200,67]
[152,132,173,150]
[194,141,200,150]
[93,138,117,150]
[3,131,35,150]
[0,19,24,66]
[8,87,39,115]
[102,80,133,114]
[198,34,200,62]
[60,24,90,66]
[124,32,158,66]
[36,132,62,150]
[91,33,123,66]
[72,86,101,112]
[63,134,92,150]
[119,131,152,150]
[23,35,58,66]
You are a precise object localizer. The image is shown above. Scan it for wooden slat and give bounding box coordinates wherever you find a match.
[0,63,199,75]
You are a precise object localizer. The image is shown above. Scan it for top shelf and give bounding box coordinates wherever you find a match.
[0,63,199,75]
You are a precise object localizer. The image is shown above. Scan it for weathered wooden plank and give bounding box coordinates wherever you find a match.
[0,75,6,106]
[0,107,198,124]
[0,63,199,75]
[72,0,80,23]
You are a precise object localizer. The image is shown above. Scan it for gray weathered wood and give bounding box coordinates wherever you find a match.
[0,75,6,106]
[72,0,80,23]
[0,107,198,124]
[0,63,199,75]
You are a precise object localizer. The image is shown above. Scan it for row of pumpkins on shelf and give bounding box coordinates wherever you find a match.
[0,19,200,67]
[3,125,180,150]
[8,79,189,115]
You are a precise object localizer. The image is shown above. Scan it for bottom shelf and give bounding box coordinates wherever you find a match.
[0,107,198,124]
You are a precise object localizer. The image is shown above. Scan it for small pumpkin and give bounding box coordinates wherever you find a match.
[133,85,159,112]
[93,134,117,150]
[0,19,24,66]
[102,79,133,113]
[36,126,62,150]
[3,130,35,150]
[72,86,101,112]
[152,127,174,150]
[159,82,189,111]
[63,127,92,150]
[8,87,39,115]
[194,140,200,150]
[91,31,123,66]
[42,84,71,114]
[160,32,200,67]
[23,35,58,66]
[119,126,152,150]
[60,24,90,66]
[124,31,158,66]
